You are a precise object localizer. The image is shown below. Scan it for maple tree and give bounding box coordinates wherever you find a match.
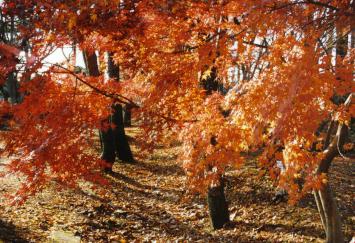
[0,0,353,241]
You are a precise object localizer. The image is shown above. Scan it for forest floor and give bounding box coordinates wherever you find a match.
[0,127,353,242]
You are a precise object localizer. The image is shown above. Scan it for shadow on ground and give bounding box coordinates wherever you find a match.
[0,219,29,243]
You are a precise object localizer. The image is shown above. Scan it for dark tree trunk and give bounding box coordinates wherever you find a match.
[83,51,116,170]
[83,51,100,77]
[5,72,19,103]
[107,53,134,163]
[207,178,229,229]
[112,104,134,163]
[100,119,116,171]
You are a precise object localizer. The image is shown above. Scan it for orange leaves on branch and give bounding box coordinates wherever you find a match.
[0,70,114,202]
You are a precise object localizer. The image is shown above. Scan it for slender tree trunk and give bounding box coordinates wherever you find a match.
[207,177,229,229]
[313,190,326,231]
[312,95,351,243]
[314,185,343,243]
[83,51,116,170]
[106,53,134,163]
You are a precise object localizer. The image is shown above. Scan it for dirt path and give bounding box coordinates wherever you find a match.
[0,127,353,242]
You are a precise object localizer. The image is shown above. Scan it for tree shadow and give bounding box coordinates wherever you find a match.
[73,187,111,203]
[72,171,184,207]
[296,193,318,210]
[107,170,155,190]
[232,220,325,239]
[106,173,184,204]
[224,174,276,206]
[132,160,184,176]
[107,170,183,194]
[0,219,29,243]
[117,205,267,242]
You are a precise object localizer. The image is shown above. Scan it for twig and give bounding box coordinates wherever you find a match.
[268,1,339,12]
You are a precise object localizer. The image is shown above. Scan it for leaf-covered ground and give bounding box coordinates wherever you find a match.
[0,127,353,242]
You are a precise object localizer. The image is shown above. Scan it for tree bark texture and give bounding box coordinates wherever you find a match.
[207,178,230,229]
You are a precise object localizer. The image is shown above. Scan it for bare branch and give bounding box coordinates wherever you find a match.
[268,1,339,12]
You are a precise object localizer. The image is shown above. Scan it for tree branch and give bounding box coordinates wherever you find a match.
[242,40,268,49]
[45,62,139,108]
[317,94,352,174]
[268,1,339,12]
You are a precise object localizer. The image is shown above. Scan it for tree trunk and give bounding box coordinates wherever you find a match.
[83,51,100,77]
[201,67,230,230]
[207,178,229,229]
[5,72,19,103]
[313,190,326,233]
[83,51,116,170]
[112,104,134,163]
[106,53,134,163]
[312,95,351,243]
[100,119,116,172]
[314,185,343,243]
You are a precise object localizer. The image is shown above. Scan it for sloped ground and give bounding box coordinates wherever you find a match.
[0,127,353,242]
